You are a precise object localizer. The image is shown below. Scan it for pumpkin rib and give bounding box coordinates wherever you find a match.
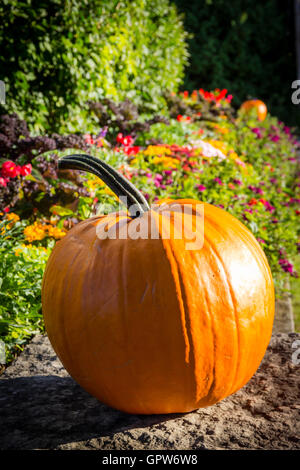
[198,277,216,404]
[167,207,217,405]
[157,211,196,410]
[203,233,240,396]
[203,205,274,392]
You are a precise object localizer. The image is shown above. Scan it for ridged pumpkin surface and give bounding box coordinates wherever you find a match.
[42,199,274,414]
[240,99,267,121]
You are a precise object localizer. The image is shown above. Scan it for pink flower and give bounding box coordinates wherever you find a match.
[252,127,263,138]
[279,259,294,274]
[235,158,246,167]
[20,163,32,176]
[0,176,8,187]
[196,184,206,192]
[214,177,223,185]
[84,134,94,145]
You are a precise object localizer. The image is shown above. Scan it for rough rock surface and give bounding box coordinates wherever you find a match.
[0,333,299,450]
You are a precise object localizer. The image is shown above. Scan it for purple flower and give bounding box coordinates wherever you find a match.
[233,179,242,186]
[99,126,108,138]
[269,177,277,184]
[248,185,264,195]
[270,135,280,143]
[163,170,173,176]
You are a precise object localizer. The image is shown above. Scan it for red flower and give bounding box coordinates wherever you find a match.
[1,161,20,178]
[123,146,140,156]
[116,133,124,144]
[176,114,183,121]
[215,89,227,101]
[122,135,134,147]
[20,163,32,176]
[248,198,258,206]
[15,165,22,176]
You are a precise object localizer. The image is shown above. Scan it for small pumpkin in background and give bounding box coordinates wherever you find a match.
[240,99,267,121]
[42,154,275,415]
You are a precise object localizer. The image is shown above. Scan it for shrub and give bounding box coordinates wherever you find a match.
[0,0,188,133]
[174,0,298,127]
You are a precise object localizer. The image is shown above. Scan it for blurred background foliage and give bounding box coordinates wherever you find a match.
[1,0,298,131]
[174,0,299,128]
[0,0,188,133]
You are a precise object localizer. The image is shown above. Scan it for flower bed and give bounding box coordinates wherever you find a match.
[0,89,299,364]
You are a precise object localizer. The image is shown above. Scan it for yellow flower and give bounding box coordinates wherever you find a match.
[14,248,23,257]
[144,145,172,157]
[24,222,47,242]
[212,123,229,134]
[46,225,66,239]
[1,212,20,231]
[6,212,20,223]
[151,156,180,168]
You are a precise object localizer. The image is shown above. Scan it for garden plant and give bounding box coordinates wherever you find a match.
[0,87,299,368]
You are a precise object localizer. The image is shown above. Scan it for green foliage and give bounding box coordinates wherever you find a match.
[174,0,298,127]
[0,0,188,133]
[0,218,51,364]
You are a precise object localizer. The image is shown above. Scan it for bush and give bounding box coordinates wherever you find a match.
[0,217,51,364]
[0,88,299,365]
[174,0,298,128]
[0,0,188,133]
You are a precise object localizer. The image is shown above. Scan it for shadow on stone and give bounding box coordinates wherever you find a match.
[0,375,182,450]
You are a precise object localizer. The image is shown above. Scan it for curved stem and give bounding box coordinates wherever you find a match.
[58,154,150,218]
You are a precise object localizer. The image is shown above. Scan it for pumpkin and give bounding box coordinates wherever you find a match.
[42,154,275,415]
[240,99,267,121]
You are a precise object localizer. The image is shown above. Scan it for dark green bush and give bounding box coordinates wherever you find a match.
[174,0,298,127]
[0,0,188,133]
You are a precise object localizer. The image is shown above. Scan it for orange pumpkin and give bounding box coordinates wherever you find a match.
[42,154,275,415]
[240,99,267,121]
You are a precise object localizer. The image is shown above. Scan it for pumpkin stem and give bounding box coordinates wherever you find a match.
[58,154,150,218]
